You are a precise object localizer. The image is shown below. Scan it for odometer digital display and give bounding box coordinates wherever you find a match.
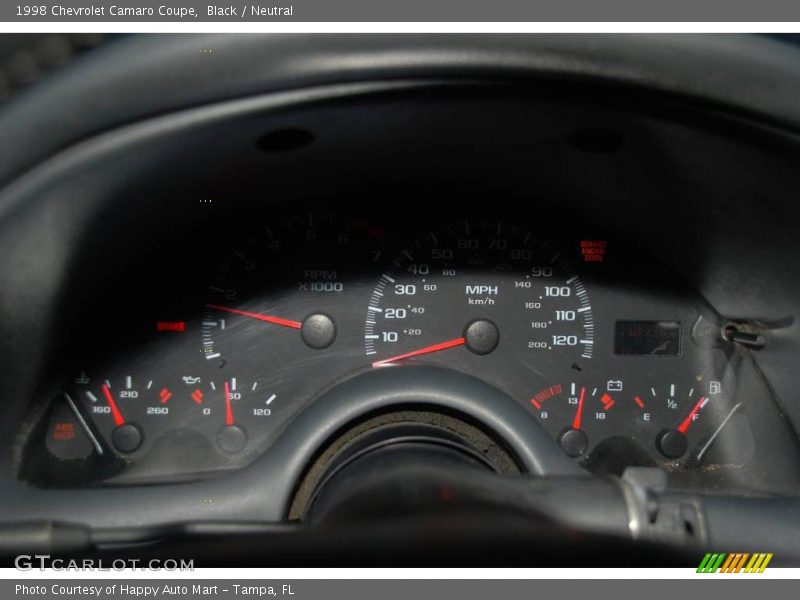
[614,320,681,356]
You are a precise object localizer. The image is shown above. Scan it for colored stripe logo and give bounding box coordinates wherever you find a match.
[697,552,773,573]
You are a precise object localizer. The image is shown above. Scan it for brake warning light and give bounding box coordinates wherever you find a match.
[580,240,607,262]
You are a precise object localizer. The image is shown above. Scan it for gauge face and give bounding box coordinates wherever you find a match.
[526,367,738,466]
[41,209,800,495]
[73,373,171,455]
[198,210,387,403]
[58,213,388,476]
[365,220,595,374]
[63,367,292,482]
[192,212,387,463]
[203,212,386,367]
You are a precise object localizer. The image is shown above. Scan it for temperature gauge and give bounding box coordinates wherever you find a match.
[74,373,175,454]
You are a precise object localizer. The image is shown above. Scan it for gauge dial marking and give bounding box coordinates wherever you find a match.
[531,384,562,410]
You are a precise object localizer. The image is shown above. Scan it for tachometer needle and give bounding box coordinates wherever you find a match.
[571,387,586,431]
[224,380,234,427]
[205,304,302,329]
[100,383,125,427]
[372,337,466,367]
[677,396,707,434]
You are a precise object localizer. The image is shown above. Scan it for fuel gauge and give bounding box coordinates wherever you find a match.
[638,380,724,459]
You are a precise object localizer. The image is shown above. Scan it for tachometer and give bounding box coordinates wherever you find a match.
[203,212,386,368]
[187,212,389,464]
[365,220,594,371]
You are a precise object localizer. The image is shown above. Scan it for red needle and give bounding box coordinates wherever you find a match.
[205,304,302,329]
[677,396,706,434]
[224,380,234,427]
[100,383,125,427]
[571,387,586,430]
[372,337,466,367]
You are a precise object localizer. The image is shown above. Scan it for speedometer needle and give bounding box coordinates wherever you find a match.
[205,304,302,329]
[100,383,126,427]
[372,337,466,367]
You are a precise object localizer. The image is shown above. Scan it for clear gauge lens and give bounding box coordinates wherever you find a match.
[74,372,171,454]
[67,369,287,476]
[195,212,388,461]
[526,371,736,464]
[183,376,277,455]
[202,212,386,369]
[528,380,624,458]
[58,213,389,480]
[365,220,595,373]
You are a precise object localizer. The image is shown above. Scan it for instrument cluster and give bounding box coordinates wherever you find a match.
[20,208,800,495]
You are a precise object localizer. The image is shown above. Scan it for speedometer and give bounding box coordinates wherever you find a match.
[365,220,594,370]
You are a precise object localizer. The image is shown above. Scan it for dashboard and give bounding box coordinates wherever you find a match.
[3,34,800,565]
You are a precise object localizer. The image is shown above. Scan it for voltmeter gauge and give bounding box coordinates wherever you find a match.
[528,380,625,457]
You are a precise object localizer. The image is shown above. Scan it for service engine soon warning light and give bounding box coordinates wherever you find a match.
[580,240,607,262]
